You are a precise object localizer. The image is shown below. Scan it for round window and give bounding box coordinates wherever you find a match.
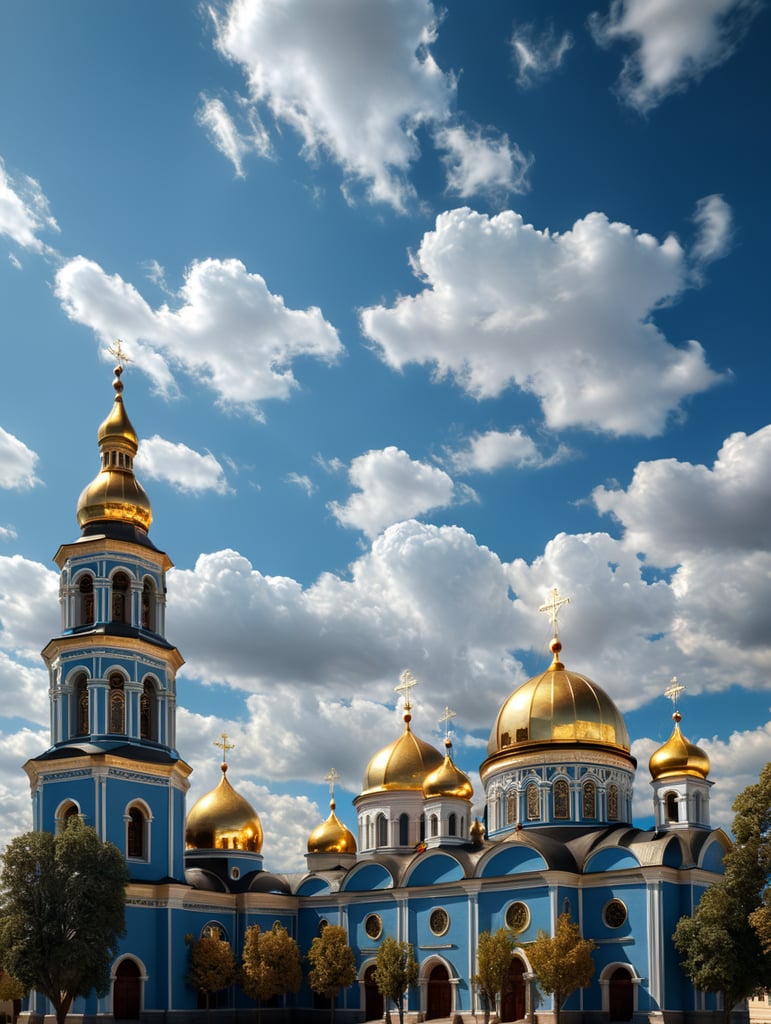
[318,918,329,935]
[429,908,449,936]
[604,899,627,929]
[364,913,383,940]
[505,901,530,934]
[230,866,240,880]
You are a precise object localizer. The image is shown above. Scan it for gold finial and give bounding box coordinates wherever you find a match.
[665,677,686,720]
[107,339,132,370]
[395,669,418,713]
[539,586,570,637]
[439,705,456,742]
[325,768,341,798]
[214,732,235,768]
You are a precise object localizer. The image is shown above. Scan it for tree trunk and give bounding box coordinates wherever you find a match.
[54,993,73,1024]
[329,992,335,1024]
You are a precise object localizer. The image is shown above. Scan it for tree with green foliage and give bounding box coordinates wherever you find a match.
[241,922,302,1022]
[675,763,771,1022]
[0,816,129,1024]
[307,924,357,1024]
[374,936,418,1024]
[186,930,236,1018]
[0,972,26,1023]
[471,928,516,1024]
[526,912,595,1024]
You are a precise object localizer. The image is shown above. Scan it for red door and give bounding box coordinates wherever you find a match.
[113,959,141,1021]
[426,964,451,1020]
[609,967,633,1021]
[365,964,384,1021]
[500,957,526,1022]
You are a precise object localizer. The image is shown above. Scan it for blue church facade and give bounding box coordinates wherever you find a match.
[20,362,730,1024]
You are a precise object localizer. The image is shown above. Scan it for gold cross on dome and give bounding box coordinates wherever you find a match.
[395,669,418,710]
[325,768,341,797]
[539,587,570,636]
[213,732,235,764]
[107,339,132,369]
[665,677,686,709]
[439,706,457,739]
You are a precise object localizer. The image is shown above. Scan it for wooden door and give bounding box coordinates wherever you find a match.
[365,963,384,1021]
[500,957,526,1022]
[609,967,633,1021]
[426,964,451,1020]
[113,959,140,1021]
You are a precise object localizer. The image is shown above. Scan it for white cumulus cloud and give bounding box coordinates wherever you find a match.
[0,157,59,253]
[0,427,41,490]
[136,437,232,495]
[328,446,473,537]
[436,126,533,200]
[210,0,455,210]
[54,256,343,417]
[510,22,574,87]
[590,0,763,112]
[449,428,573,473]
[362,206,725,437]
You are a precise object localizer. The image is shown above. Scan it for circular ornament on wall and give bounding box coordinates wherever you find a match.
[505,901,530,934]
[604,899,627,928]
[430,907,450,936]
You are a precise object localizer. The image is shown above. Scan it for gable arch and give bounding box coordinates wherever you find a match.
[698,834,730,873]
[404,852,464,887]
[341,861,394,892]
[585,848,641,873]
[478,845,548,878]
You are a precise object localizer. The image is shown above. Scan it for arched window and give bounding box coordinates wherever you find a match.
[112,572,130,624]
[506,792,517,824]
[78,575,94,626]
[553,779,570,819]
[429,814,439,838]
[608,784,619,821]
[58,802,80,832]
[127,806,147,859]
[526,783,539,820]
[140,679,157,741]
[142,579,156,631]
[666,792,679,823]
[109,674,126,733]
[75,673,89,736]
[448,813,457,836]
[376,813,388,847]
[399,813,409,846]
[419,813,426,842]
[582,780,597,818]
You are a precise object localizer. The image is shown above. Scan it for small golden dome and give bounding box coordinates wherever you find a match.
[362,710,444,795]
[77,364,153,533]
[307,799,357,854]
[469,817,486,845]
[488,638,630,756]
[185,764,263,853]
[649,712,710,781]
[423,739,473,799]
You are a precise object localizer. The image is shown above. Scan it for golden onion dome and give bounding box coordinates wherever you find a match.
[185,764,263,853]
[488,638,630,757]
[469,817,486,845]
[649,712,710,781]
[307,799,357,854]
[423,738,473,799]
[76,363,153,533]
[362,709,444,795]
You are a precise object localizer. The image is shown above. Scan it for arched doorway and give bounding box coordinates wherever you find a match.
[364,964,384,1021]
[500,956,526,1022]
[113,959,141,1021]
[609,966,634,1021]
[426,963,451,1020]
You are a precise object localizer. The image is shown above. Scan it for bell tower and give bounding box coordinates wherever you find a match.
[24,347,191,881]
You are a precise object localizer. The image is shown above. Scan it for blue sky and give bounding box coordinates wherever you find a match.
[0,0,769,871]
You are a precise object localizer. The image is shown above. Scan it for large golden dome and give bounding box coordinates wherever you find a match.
[487,638,630,757]
[307,800,357,854]
[76,364,153,533]
[185,764,263,852]
[362,710,444,795]
[649,712,710,780]
[423,739,473,799]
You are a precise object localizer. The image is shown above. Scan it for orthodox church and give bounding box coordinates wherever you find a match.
[20,361,730,1024]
